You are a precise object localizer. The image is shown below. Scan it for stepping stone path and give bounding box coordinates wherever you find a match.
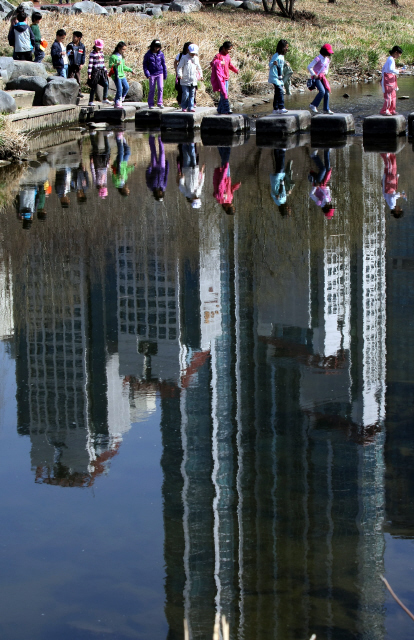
[363,114,406,137]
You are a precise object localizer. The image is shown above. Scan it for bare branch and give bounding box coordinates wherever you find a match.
[380,575,414,623]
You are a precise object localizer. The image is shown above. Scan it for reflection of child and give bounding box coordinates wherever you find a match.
[380,46,402,116]
[380,152,405,217]
[270,149,294,216]
[309,149,335,218]
[71,162,90,203]
[112,133,135,197]
[90,133,110,199]
[55,167,71,207]
[146,135,169,201]
[213,147,241,215]
[178,143,205,208]
[15,186,37,229]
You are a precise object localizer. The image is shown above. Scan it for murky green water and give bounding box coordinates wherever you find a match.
[1,89,414,640]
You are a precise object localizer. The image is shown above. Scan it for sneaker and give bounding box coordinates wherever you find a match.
[323,109,335,114]
[102,99,112,105]
[279,108,289,114]
[88,102,96,106]
[115,101,122,108]
[182,108,187,112]
[188,108,196,113]
[148,106,154,109]
[272,109,279,115]
[309,104,318,113]
[158,104,164,109]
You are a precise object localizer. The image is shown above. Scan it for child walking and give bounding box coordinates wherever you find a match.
[269,39,289,114]
[67,31,86,97]
[109,41,135,109]
[8,9,35,61]
[308,44,334,114]
[176,44,203,112]
[380,152,406,217]
[380,46,403,116]
[51,29,68,77]
[210,41,239,115]
[88,39,111,106]
[175,42,191,107]
[30,12,43,63]
[143,40,167,109]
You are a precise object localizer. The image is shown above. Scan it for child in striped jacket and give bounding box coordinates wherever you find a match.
[88,39,111,106]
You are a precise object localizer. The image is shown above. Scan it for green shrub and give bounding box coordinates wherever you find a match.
[141,74,177,101]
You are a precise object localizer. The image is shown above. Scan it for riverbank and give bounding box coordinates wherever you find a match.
[1,0,413,105]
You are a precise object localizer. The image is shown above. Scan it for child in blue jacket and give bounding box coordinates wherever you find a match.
[143,40,167,108]
[51,29,68,77]
[269,39,289,114]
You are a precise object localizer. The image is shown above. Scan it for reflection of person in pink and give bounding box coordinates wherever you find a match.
[213,147,241,215]
[380,46,402,116]
[308,149,335,219]
[380,152,406,218]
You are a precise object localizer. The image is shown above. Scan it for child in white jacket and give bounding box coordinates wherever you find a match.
[177,43,203,112]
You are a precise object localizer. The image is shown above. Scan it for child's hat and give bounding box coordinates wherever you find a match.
[191,198,202,209]
[323,43,334,54]
[188,44,199,54]
[324,208,335,218]
[99,186,108,198]
[95,39,104,48]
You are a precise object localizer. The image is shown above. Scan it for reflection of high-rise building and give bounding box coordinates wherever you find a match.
[0,254,13,341]
[14,240,128,486]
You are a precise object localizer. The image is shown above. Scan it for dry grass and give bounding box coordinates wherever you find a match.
[1,0,414,101]
[0,116,29,160]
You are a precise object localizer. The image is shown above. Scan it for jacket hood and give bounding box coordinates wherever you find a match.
[14,23,29,33]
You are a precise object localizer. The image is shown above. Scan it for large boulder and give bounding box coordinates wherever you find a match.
[242,0,262,8]
[122,3,144,9]
[223,0,244,6]
[0,58,48,80]
[71,1,108,13]
[146,5,162,14]
[43,78,79,105]
[0,89,16,113]
[124,81,143,102]
[5,75,47,105]
[169,0,202,11]
[0,0,15,13]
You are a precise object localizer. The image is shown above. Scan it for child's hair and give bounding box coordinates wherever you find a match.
[37,210,47,221]
[16,10,27,21]
[149,39,162,51]
[56,28,66,37]
[390,46,403,55]
[113,41,126,56]
[222,203,235,215]
[220,41,233,53]
[31,11,42,21]
[73,30,83,39]
[391,207,404,218]
[153,187,164,201]
[182,41,192,55]
[118,186,130,197]
[279,203,291,217]
[276,39,288,55]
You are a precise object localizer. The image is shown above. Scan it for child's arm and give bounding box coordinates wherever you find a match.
[176,56,185,78]
[161,52,167,79]
[143,52,150,78]
[229,60,239,74]
[7,27,14,48]
[307,56,318,76]
[80,46,86,67]
[196,59,203,79]
[87,52,94,77]
[29,27,35,49]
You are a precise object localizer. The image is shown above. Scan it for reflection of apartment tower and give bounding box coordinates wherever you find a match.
[355,152,386,639]
[0,254,13,341]
[116,219,180,385]
[14,240,124,486]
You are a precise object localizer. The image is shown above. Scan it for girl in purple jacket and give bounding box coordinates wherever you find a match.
[143,39,168,108]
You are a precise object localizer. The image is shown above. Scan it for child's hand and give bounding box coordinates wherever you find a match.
[88,75,91,80]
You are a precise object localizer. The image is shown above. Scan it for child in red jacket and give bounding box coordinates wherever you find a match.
[213,147,241,214]
[210,41,238,115]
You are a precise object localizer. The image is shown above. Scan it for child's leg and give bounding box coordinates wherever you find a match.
[188,86,195,110]
[181,85,189,110]
[149,135,157,167]
[89,86,95,103]
[148,76,156,107]
[157,74,164,106]
[158,138,166,169]
[276,86,284,110]
[121,78,129,99]
[311,79,325,108]
[114,70,122,103]
[323,90,330,112]
[102,79,109,101]
[390,89,397,114]
[272,84,278,110]
[380,88,392,114]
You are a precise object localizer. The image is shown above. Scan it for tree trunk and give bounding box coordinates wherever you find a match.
[262,0,270,12]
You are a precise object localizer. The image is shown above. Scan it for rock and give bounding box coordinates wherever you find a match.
[138,12,152,17]
[147,5,162,14]
[43,78,79,105]
[169,0,202,12]
[0,58,48,80]
[124,81,143,102]
[398,96,410,100]
[122,3,144,10]
[72,1,108,13]
[6,75,47,106]
[256,110,311,136]
[223,0,244,6]
[343,93,349,98]
[242,0,261,7]
[311,113,355,136]
[161,4,170,9]
[107,5,122,11]
[0,0,15,13]
[95,77,117,101]
[0,89,15,113]
[201,113,249,133]
[363,114,406,137]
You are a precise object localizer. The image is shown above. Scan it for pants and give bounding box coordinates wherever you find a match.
[273,148,286,174]
[182,143,196,168]
[13,51,33,61]
[34,44,44,63]
[380,75,397,115]
[273,84,284,110]
[217,80,230,114]
[311,78,329,111]
[116,137,131,165]
[177,78,197,107]
[114,71,129,103]
[57,65,68,78]
[312,149,331,183]
[218,146,231,167]
[68,65,81,90]
[181,85,195,111]
[149,135,166,171]
[380,153,398,191]
[148,74,164,107]
[89,79,108,103]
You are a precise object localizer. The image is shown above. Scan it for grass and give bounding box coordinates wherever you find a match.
[1,0,414,102]
[0,117,28,161]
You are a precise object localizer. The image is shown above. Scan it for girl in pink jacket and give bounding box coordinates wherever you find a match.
[210,41,238,114]
[380,46,403,116]
[308,44,334,114]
